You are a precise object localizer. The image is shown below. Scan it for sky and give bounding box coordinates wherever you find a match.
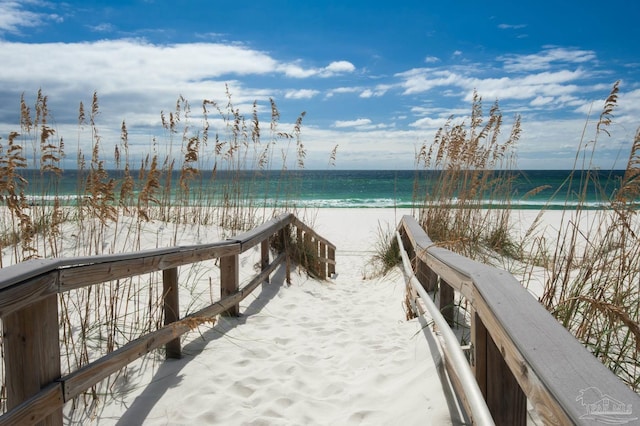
[0,0,639,170]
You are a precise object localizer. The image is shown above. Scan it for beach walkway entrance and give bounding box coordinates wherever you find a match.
[1,209,639,425]
[0,210,460,425]
[97,218,459,424]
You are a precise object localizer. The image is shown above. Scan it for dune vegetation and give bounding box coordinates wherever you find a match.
[413,81,640,391]
[0,88,327,413]
[0,79,638,419]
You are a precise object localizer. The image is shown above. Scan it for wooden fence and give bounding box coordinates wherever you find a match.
[397,215,640,425]
[0,213,335,426]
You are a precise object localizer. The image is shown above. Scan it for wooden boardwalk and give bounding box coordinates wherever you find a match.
[1,211,639,425]
[88,247,458,424]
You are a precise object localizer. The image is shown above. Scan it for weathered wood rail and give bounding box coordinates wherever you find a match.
[0,213,335,426]
[397,215,640,425]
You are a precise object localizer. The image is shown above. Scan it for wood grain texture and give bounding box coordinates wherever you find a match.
[291,216,335,249]
[220,254,239,316]
[319,242,327,279]
[3,295,62,425]
[485,318,527,426]
[261,240,270,284]
[62,251,286,402]
[163,267,181,359]
[439,279,455,327]
[0,214,326,424]
[327,246,336,276]
[0,383,63,426]
[58,242,239,291]
[399,215,640,424]
[233,213,293,252]
[0,272,58,317]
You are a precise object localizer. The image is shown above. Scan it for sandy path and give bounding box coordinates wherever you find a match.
[70,209,459,425]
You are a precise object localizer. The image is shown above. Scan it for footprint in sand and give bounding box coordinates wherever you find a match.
[229,382,255,398]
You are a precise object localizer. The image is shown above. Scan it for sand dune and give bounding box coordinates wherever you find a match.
[61,208,464,425]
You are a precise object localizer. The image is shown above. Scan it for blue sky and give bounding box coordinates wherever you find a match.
[0,0,639,169]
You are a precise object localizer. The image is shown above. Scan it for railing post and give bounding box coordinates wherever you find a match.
[328,246,335,277]
[220,254,239,316]
[278,225,292,285]
[3,295,63,426]
[471,311,488,399]
[319,242,327,280]
[416,260,437,292]
[303,232,313,275]
[261,239,270,284]
[296,225,303,250]
[473,312,526,425]
[163,267,181,359]
[439,278,455,326]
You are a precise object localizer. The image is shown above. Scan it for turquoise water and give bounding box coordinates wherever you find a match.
[14,169,630,209]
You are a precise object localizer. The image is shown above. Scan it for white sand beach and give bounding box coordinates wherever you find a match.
[58,208,461,425]
[51,207,585,425]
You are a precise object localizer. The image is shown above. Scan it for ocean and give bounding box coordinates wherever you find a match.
[14,169,629,210]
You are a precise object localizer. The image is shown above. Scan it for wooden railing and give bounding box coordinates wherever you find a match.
[0,213,335,426]
[397,215,640,425]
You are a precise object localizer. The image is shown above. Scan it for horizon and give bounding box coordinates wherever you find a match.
[0,1,639,170]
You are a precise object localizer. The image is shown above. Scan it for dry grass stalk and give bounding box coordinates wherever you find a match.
[413,82,640,390]
[0,88,322,414]
[414,91,521,259]
[525,82,640,390]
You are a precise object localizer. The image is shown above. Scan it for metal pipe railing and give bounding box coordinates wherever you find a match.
[396,232,495,426]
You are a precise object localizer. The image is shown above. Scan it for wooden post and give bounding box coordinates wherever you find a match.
[473,312,526,425]
[220,254,239,316]
[3,295,63,426]
[439,278,455,326]
[416,260,438,292]
[163,267,181,359]
[280,226,291,285]
[261,239,270,284]
[319,242,327,280]
[296,226,303,250]
[471,311,488,399]
[328,246,336,277]
[303,232,314,275]
[486,331,527,425]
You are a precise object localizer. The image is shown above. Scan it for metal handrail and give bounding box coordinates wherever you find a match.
[396,232,495,426]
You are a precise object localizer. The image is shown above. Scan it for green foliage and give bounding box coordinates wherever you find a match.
[368,222,401,278]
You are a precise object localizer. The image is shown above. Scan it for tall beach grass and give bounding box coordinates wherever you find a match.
[0,88,324,415]
[412,81,640,391]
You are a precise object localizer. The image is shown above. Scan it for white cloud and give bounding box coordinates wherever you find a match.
[326,86,361,98]
[278,62,318,78]
[499,47,597,72]
[396,65,586,108]
[323,60,356,74]
[498,24,527,30]
[88,23,116,33]
[0,1,63,35]
[359,86,390,98]
[395,68,460,94]
[0,39,326,94]
[0,38,353,155]
[425,56,440,63]
[530,96,554,106]
[279,60,356,78]
[285,89,319,99]
[409,116,447,129]
[359,89,374,98]
[334,118,372,128]
[327,84,389,99]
